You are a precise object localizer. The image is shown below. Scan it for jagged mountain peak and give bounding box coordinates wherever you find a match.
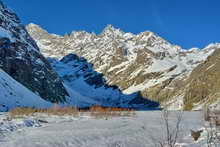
[101,24,124,36]
[26,23,48,34]
[27,23,41,29]
[26,23,220,53]
[26,23,176,51]
[26,23,54,40]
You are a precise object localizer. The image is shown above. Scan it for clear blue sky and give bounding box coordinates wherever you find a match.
[4,0,220,49]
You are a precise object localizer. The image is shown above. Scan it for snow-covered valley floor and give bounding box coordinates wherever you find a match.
[0,111,211,147]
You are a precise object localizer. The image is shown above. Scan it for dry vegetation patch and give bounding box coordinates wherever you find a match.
[9,105,135,119]
[89,105,135,119]
[9,106,79,118]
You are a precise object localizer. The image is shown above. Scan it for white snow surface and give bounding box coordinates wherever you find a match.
[0,69,52,111]
[63,84,102,108]
[0,111,212,147]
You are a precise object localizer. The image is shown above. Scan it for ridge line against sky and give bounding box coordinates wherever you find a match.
[3,0,220,49]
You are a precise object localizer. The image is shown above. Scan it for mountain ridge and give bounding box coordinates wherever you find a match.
[26,23,220,110]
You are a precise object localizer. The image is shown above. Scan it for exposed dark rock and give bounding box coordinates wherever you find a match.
[191,129,203,141]
[0,1,68,103]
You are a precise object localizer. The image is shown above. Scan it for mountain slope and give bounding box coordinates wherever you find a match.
[0,69,51,111]
[26,24,219,109]
[49,54,159,109]
[183,46,220,110]
[0,1,68,103]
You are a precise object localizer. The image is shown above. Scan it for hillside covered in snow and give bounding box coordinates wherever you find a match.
[49,54,159,109]
[0,69,52,111]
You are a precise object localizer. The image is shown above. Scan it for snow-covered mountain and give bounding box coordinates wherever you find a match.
[27,23,220,110]
[0,1,68,103]
[49,54,159,109]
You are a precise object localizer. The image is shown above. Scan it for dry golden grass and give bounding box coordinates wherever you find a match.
[89,105,133,112]
[9,105,79,118]
[9,105,135,119]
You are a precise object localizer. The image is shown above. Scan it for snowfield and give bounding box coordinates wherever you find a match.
[0,69,52,111]
[0,111,213,147]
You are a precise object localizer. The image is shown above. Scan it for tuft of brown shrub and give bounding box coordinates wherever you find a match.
[9,107,37,118]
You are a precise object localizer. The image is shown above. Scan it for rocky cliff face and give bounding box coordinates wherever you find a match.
[26,23,219,110]
[0,1,68,103]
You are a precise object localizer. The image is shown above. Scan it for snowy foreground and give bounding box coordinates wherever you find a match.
[0,111,214,147]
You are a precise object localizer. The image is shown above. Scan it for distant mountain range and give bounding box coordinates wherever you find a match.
[26,23,220,110]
